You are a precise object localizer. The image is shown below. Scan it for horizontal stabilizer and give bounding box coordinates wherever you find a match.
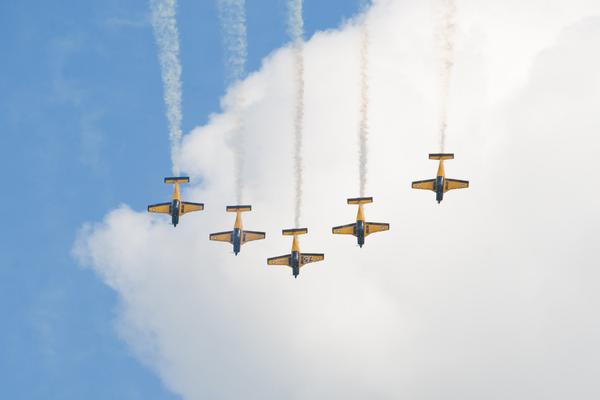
[282,228,308,236]
[226,205,252,212]
[429,153,454,160]
[347,197,373,205]
[164,176,190,184]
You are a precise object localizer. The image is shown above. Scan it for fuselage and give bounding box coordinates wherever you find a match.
[170,182,182,226]
[171,199,181,226]
[291,251,300,278]
[355,205,366,247]
[231,228,241,255]
[435,160,446,203]
[291,235,301,278]
[232,212,243,255]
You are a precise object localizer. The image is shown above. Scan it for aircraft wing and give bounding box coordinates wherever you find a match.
[300,253,324,266]
[445,179,469,191]
[209,231,232,243]
[332,223,355,235]
[242,231,266,243]
[181,202,204,214]
[267,255,291,266]
[412,179,435,191]
[148,202,171,214]
[365,222,390,236]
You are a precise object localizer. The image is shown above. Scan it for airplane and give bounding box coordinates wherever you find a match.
[209,205,266,255]
[412,153,469,203]
[267,228,324,278]
[332,197,389,247]
[147,177,204,227]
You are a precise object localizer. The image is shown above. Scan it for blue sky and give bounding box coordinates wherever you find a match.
[0,1,362,398]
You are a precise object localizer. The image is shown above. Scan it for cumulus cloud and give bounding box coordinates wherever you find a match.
[75,1,600,399]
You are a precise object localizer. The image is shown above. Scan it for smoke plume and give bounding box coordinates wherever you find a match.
[217,0,248,203]
[150,0,184,175]
[436,0,457,152]
[288,0,304,228]
[358,4,370,197]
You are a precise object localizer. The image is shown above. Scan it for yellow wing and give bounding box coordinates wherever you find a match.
[412,179,435,191]
[209,231,232,243]
[181,202,204,214]
[365,222,389,236]
[267,255,291,266]
[300,253,324,266]
[148,203,171,214]
[242,231,266,243]
[444,179,469,192]
[332,223,355,235]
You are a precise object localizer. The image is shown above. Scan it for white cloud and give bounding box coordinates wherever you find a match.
[74,1,600,399]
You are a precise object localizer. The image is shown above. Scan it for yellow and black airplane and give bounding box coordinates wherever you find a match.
[209,205,266,255]
[332,197,389,247]
[267,228,324,278]
[147,177,204,226]
[412,154,469,203]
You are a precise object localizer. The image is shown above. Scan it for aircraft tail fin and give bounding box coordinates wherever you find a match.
[226,205,252,212]
[282,228,308,236]
[429,153,454,160]
[347,197,373,205]
[164,177,190,184]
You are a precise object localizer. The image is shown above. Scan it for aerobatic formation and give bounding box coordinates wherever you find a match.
[146,0,469,277]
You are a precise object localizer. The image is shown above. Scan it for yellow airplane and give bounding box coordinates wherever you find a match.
[332,197,389,247]
[209,205,266,255]
[267,228,324,278]
[412,153,469,203]
[147,177,204,226]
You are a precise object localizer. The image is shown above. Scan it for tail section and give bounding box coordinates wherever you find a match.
[347,197,373,205]
[429,153,454,160]
[283,228,308,236]
[226,205,252,212]
[164,176,190,184]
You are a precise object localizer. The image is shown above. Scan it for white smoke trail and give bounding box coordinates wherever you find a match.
[150,0,183,176]
[217,0,247,84]
[358,2,371,197]
[217,0,248,204]
[288,0,304,228]
[436,0,457,152]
